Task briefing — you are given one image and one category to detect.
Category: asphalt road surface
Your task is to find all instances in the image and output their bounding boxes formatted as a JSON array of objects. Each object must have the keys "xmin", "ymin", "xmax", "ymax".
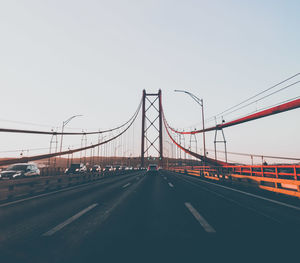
[{"xmin": 0, "ymin": 170, "xmax": 300, "ymax": 263}]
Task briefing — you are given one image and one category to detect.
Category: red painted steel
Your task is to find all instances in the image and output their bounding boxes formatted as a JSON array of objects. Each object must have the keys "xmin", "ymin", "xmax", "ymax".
[
  {"xmin": 141, "ymin": 90, "xmax": 164, "ymax": 167},
  {"xmin": 169, "ymin": 98, "xmax": 300, "ymax": 134},
  {"xmin": 158, "ymin": 90, "xmax": 163, "ymax": 167},
  {"xmin": 162, "ymin": 110, "xmax": 228, "ymax": 166},
  {"xmin": 141, "ymin": 90, "xmax": 146, "ymax": 167},
  {"xmin": 170, "ymin": 164, "xmax": 300, "ymax": 197},
  {"xmin": 171, "ymin": 165, "xmax": 300, "ymax": 179}
]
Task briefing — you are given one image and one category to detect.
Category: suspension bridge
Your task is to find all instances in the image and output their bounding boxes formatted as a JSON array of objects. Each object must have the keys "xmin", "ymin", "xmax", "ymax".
[{"xmin": 0, "ymin": 84, "xmax": 300, "ymax": 262}]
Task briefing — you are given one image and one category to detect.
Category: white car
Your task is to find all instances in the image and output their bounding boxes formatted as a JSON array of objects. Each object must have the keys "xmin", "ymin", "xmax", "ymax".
[{"xmin": 0, "ymin": 163, "xmax": 40, "ymax": 179}]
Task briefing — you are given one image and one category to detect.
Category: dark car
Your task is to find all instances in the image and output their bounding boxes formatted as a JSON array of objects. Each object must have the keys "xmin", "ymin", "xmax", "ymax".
[
  {"xmin": 147, "ymin": 164, "xmax": 158, "ymax": 174},
  {"xmin": 90, "ymin": 165, "xmax": 101, "ymax": 173},
  {"xmin": 104, "ymin": 165, "xmax": 113, "ymax": 172},
  {"xmin": 114, "ymin": 165, "xmax": 121, "ymax": 171},
  {"xmin": 65, "ymin": 163, "xmax": 87, "ymax": 174},
  {"xmin": 0, "ymin": 163, "xmax": 40, "ymax": 179}
]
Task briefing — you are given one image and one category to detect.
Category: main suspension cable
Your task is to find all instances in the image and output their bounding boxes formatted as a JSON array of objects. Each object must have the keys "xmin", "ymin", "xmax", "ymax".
[
  {"xmin": 0, "ymin": 99, "xmax": 142, "ymax": 136},
  {"xmin": 0, "ymin": 100, "xmax": 142, "ymax": 166},
  {"xmin": 207, "ymin": 72, "xmax": 300, "ymax": 122}
]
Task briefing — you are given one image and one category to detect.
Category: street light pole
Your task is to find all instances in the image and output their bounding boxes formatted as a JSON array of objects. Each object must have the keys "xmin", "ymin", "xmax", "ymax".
[
  {"xmin": 59, "ymin": 115, "xmax": 83, "ymax": 159},
  {"xmin": 174, "ymin": 90, "xmax": 206, "ymax": 159},
  {"xmin": 200, "ymin": 98, "xmax": 206, "ymax": 159}
]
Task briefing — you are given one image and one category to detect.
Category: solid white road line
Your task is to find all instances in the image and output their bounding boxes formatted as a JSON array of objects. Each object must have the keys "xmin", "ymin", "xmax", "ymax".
[
  {"xmin": 168, "ymin": 182, "xmax": 174, "ymax": 188},
  {"xmin": 184, "ymin": 202, "xmax": 216, "ymax": 233},
  {"xmin": 181, "ymin": 175, "xmax": 300, "ymax": 212},
  {"xmin": 197, "ymin": 182, "xmax": 281, "ymax": 224},
  {"xmin": 42, "ymin": 203, "xmax": 98, "ymax": 236},
  {"xmin": 122, "ymin": 183, "xmax": 131, "ymax": 188},
  {"xmin": 173, "ymin": 175, "xmax": 282, "ymax": 223}
]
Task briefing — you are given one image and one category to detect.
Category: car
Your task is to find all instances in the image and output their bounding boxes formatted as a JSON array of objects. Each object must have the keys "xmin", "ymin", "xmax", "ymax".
[
  {"xmin": 104, "ymin": 165, "xmax": 113, "ymax": 172},
  {"xmin": 147, "ymin": 164, "xmax": 158, "ymax": 174},
  {"xmin": 90, "ymin": 165, "xmax": 101, "ymax": 173},
  {"xmin": 114, "ymin": 165, "xmax": 121, "ymax": 171},
  {"xmin": 0, "ymin": 163, "xmax": 40, "ymax": 179},
  {"xmin": 65, "ymin": 163, "xmax": 87, "ymax": 174}
]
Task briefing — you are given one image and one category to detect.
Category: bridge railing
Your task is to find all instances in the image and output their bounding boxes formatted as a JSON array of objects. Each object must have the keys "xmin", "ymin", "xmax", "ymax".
[{"xmin": 169, "ymin": 164, "xmax": 300, "ymax": 198}]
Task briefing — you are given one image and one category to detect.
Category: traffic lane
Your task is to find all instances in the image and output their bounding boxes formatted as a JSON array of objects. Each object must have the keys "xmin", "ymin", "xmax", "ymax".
[
  {"xmin": 0, "ymin": 170, "xmax": 140, "ymax": 209},
  {"xmin": 0, "ymin": 170, "xmax": 142, "ymax": 220},
  {"xmin": 175, "ymin": 170, "xmax": 300, "ymax": 207},
  {"xmin": 0, "ymin": 171, "xmax": 144, "ymax": 247},
  {"xmin": 164, "ymin": 171, "xmax": 280, "ymax": 232},
  {"xmin": 22, "ymin": 172, "xmax": 148, "ymax": 263},
  {"xmin": 69, "ymin": 171, "xmax": 217, "ymax": 263},
  {"xmin": 167, "ymin": 171, "xmax": 300, "ymax": 226},
  {"xmin": 0, "ymin": 171, "xmax": 146, "ymax": 263},
  {"xmin": 163, "ymin": 171, "xmax": 300, "ymax": 254},
  {"xmin": 0, "ymin": 172, "xmax": 144, "ymax": 244}
]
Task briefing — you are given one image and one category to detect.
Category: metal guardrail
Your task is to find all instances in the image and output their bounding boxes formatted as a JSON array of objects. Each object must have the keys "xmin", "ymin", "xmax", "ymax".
[
  {"xmin": 0, "ymin": 170, "xmax": 135, "ymax": 202},
  {"xmin": 169, "ymin": 165, "xmax": 300, "ymax": 198}
]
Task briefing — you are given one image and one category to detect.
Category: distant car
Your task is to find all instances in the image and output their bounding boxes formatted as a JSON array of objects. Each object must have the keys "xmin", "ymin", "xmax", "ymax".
[
  {"xmin": 0, "ymin": 163, "xmax": 40, "ymax": 179},
  {"xmin": 104, "ymin": 165, "xmax": 113, "ymax": 172},
  {"xmin": 90, "ymin": 165, "xmax": 101, "ymax": 173},
  {"xmin": 65, "ymin": 163, "xmax": 87, "ymax": 174},
  {"xmin": 147, "ymin": 164, "xmax": 158, "ymax": 174},
  {"xmin": 114, "ymin": 165, "xmax": 121, "ymax": 171}
]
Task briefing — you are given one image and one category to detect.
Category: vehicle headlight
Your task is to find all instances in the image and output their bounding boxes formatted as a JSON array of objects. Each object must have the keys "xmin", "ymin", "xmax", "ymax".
[{"xmin": 75, "ymin": 168, "xmax": 79, "ymax": 171}]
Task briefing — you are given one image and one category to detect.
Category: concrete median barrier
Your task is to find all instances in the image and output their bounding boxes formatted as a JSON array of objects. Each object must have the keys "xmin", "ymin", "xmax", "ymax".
[{"xmin": 0, "ymin": 170, "xmax": 135, "ymax": 203}]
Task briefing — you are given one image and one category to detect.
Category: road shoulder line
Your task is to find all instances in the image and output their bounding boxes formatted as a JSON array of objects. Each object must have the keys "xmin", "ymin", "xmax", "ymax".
[{"xmin": 172, "ymin": 172, "xmax": 300, "ymax": 211}]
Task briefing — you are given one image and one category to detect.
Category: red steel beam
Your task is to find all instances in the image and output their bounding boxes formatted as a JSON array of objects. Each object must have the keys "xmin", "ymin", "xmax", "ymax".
[
  {"xmin": 141, "ymin": 90, "xmax": 146, "ymax": 167},
  {"xmin": 162, "ymin": 111, "xmax": 228, "ymax": 166},
  {"xmin": 170, "ymin": 98, "xmax": 300, "ymax": 134}
]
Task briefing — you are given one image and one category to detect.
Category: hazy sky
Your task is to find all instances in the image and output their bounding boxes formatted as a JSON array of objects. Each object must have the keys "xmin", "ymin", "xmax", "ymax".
[{"xmin": 0, "ymin": 0, "xmax": 299, "ymax": 161}]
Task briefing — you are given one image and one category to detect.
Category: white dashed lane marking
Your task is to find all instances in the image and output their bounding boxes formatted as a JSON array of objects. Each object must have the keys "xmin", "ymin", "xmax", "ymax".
[
  {"xmin": 185, "ymin": 202, "xmax": 216, "ymax": 233},
  {"xmin": 43, "ymin": 203, "xmax": 98, "ymax": 236},
  {"xmin": 122, "ymin": 183, "xmax": 131, "ymax": 188}
]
